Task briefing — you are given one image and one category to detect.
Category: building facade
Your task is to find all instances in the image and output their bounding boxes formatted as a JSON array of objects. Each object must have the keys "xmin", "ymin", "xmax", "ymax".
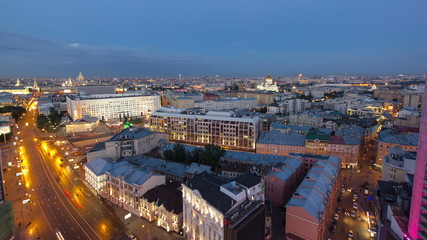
[
  {"xmin": 66, "ymin": 92, "xmax": 161, "ymax": 121},
  {"xmin": 87, "ymin": 127, "xmax": 165, "ymax": 162},
  {"xmin": 285, "ymin": 160, "xmax": 341, "ymax": 240},
  {"xmin": 382, "ymin": 147, "xmax": 416, "ymax": 183},
  {"xmin": 265, "ymin": 159, "xmax": 304, "ymax": 207},
  {"xmin": 182, "ymin": 172, "xmax": 264, "ymax": 240},
  {"xmin": 140, "ymin": 185, "xmax": 183, "ymax": 233},
  {"xmin": 149, "ymin": 109, "xmax": 261, "ymax": 151},
  {"xmin": 408, "ymin": 80, "xmax": 427, "ymax": 239},
  {"xmin": 194, "ymin": 98, "xmax": 257, "ymax": 111},
  {"xmin": 377, "ymin": 130, "xmax": 418, "ymax": 167},
  {"xmin": 105, "ymin": 164, "xmax": 165, "ymax": 215}
]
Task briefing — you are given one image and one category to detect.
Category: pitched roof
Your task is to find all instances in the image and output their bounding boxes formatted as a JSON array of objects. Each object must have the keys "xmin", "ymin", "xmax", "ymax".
[
  {"xmin": 107, "ymin": 127, "xmax": 156, "ymax": 142},
  {"xmin": 286, "ymin": 160, "xmax": 341, "ymax": 222},
  {"xmin": 184, "ymin": 172, "xmax": 234, "ymax": 214},
  {"xmin": 257, "ymin": 132, "xmax": 306, "ymax": 146},
  {"xmin": 141, "ymin": 185, "xmax": 183, "ymax": 214},
  {"xmin": 231, "ymin": 172, "xmax": 262, "ymax": 188}
]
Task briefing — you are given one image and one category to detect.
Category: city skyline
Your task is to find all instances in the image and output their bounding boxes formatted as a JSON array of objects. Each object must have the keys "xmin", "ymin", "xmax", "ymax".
[{"xmin": 1, "ymin": 0, "xmax": 427, "ymax": 77}]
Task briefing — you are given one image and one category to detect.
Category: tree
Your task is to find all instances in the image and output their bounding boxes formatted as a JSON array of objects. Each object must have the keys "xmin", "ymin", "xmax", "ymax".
[
  {"xmin": 36, "ymin": 114, "xmax": 50, "ymax": 130},
  {"xmin": 0, "ymin": 106, "xmax": 26, "ymax": 120},
  {"xmin": 199, "ymin": 144, "xmax": 225, "ymax": 172},
  {"xmin": 163, "ymin": 143, "xmax": 188, "ymax": 163}
]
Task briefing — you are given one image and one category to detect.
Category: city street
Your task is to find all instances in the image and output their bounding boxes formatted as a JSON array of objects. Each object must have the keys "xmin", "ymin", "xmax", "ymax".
[
  {"xmin": 2, "ymin": 101, "xmax": 128, "ymax": 239},
  {"xmin": 325, "ymin": 143, "xmax": 382, "ymax": 240}
]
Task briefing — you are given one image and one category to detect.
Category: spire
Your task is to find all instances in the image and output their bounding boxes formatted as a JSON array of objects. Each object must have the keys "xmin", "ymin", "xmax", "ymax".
[
  {"xmin": 15, "ymin": 78, "xmax": 21, "ymax": 87},
  {"xmin": 33, "ymin": 79, "xmax": 39, "ymax": 90}
]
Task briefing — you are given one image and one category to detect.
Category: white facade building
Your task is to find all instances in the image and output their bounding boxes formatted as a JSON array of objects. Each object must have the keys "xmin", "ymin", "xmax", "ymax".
[
  {"xmin": 66, "ymin": 92, "xmax": 161, "ymax": 121},
  {"xmin": 257, "ymin": 75, "xmax": 279, "ymax": 92},
  {"xmin": 182, "ymin": 172, "xmax": 264, "ymax": 240},
  {"xmin": 105, "ymin": 163, "xmax": 165, "ymax": 215}
]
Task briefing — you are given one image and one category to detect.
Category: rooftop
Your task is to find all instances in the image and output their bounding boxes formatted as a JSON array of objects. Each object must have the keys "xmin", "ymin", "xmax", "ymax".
[
  {"xmin": 286, "ymin": 160, "xmax": 340, "ymax": 222},
  {"xmin": 268, "ymin": 158, "xmax": 303, "ymax": 182},
  {"xmin": 257, "ymin": 132, "xmax": 306, "ymax": 146},
  {"xmin": 270, "ymin": 122, "xmax": 311, "ymax": 132},
  {"xmin": 184, "ymin": 172, "xmax": 233, "ymax": 213},
  {"xmin": 106, "ymin": 163, "xmax": 157, "ymax": 186},
  {"xmin": 108, "ymin": 127, "xmax": 157, "ymax": 142},
  {"xmin": 141, "ymin": 184, "xmax": 183, "ymax": 214},
  {"xmin": 378, "ymin": 129, "xmax": 419, "ymax": 146}
]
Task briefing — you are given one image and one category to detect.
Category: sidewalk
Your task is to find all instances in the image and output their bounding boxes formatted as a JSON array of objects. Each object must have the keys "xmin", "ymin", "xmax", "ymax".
[{"xmin": 114, "ymin": 207, "xmax": 183, "ymax": 240}]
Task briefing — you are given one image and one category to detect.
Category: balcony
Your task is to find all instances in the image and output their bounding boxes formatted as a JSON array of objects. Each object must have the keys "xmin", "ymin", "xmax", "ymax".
[
  {"xmin": 421, "ymin": 204, "xmax": 427, "ymax": 213},
  {"xmin": 420, "ymin": 213, "xmax": 427, "ymax": 223},
  {"xmin": 424, "ymin": 178, "xmax": 427, "ymax": 185},
  {"xmin": 418, "ymin": 230, "xmax": 427, "ymax": 240},
  {"xmin": 419, "ymin": 222, "xmax": 427, "ymax": 232},
  {"xmin": 423, "ymin": 188, "xmax": 427, "ymax": 195}
]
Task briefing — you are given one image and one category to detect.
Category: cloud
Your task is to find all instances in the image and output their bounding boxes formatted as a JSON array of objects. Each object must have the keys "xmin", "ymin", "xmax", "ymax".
[{"xmin": 0, "ymin": 30, "xmax": 214, "ymax": 77}]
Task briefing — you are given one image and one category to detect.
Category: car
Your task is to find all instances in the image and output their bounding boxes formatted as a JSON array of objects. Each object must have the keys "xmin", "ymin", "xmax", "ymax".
[
  {"xmin": 348, "ymin": 230, "xmax": 354, "ymax": 238},
  {"xmin": 336, "ymin": 207, "xmax": 341, "ymax": 213},
  {"xmin": 353, "ymin": 202, "xmax": 358, "ymax": 209},
  {"xmin": 334, "ymin": 213, "xmax": 339, "ymax": 221},
  {"xmin": 350, "ymin": 211, "xmax": 356, "ymax": 218},
  {"xmin": 341, "ymin": 188, "xmax": 345, "ymax": 194},
  {"xmin": 329, "ymin": 225, "xmax": 336, "ymax": 233},
  {"xmin": 353, "ymin": 194, "xmax": 358, "ymax": 200},
  {"xmin": 347, "ymin": 187, "xmax": 353, "ymax": 192}
]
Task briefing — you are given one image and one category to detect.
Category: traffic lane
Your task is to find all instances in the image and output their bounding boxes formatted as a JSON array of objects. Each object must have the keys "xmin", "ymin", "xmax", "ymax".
[
  {"xmin": 36, "ymin": 146, "xmax": 101, "ymax": 240},
  {"xmin": 22, "ymin": 108, "xmax": 125, "ymax": 239},
  {"xmin": 40, "ymin": 140, "xmax": 127, "ymax": 238},
  {"xmin": 19, "ymin": 131, "xmax": 98, "ymax": 240},
  {"xmin": 25, "ymin": 144, "xmax": 94, "ymax": 240},
  {"xmin": 40, "ymin": 146, "xmax": 124, "ymax": 239}
]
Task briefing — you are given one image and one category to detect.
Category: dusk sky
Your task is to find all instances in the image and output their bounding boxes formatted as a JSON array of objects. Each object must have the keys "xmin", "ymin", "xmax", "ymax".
[{"xmin": 1, "ymin": 0, "xmax": 426, "ymax": 77}]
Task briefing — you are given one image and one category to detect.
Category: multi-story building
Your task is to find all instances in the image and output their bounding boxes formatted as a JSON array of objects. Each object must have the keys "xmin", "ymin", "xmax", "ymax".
[
  {"xmin": 288, "ymin": 153, "xmax": 341, "ymax": 174},
  {"xmin": 182, "ymin": 172, "xmax": 264, "ymax": 240},
  {"xmin": 285, "ymin": 159, "xmax": 341, "ymax": 240},
  {"xmin": 281, "ymin": 98, "xmax": 311, "ymax": 114},
  {"xmin": 105, "ymin": 163, "xmax": 165, "ymax": 215},
  {"xmin": 403, "ymin": 93, "xmax": 423, "ymax": 110},
  {"xmin": 373, "ymin": 88, "xmax": 403, "ymax": 102},
  {"xmin": 87, "ymin": 127, "xmax": 165, "ymax": 162},
  {"xmin": 66, "ymin": 91, "xmax": 161, "ymax": 121},
  {"xmin": 149, "ymin": 109, "xmax": 261, "ymax": 151},
  {"xmin": 305, "ymin": 129, "xmax": 329, "ymax": 155},
  {"xmin": 377, "ymin": 130, "xmax": 418, "ymax": 167},
  {"xmin": 140, "ymin": 185, "xmax": 183, "ymax": 233},
  {"xmin": 256, "ymin": 132, "xmax": 306, "ymax": 156},
  {"xmin": 326, "ymin": 136, "xmax": 361, "ymax": 169},
  {"xmin": 194, "ymin": 98, "xmax": 257, "ymax": 111},
  {"xmin": 382, "ymin": 147, "xmax": 416, "ymax": 182},
  {"xmin": 270, "ymin": 122, "xmax": 310, "ymax": 135},
  {"xmin": 84, "ymin": 158, "xmax": 127, "ymax": 194},
  {"xmin": 289, "ymin": 111, "xmax": 323, "ymax": 127},
  {"xmin": 408, "ymin": 80, "xmax": 427, "ymax": 239},
  {"xmin": 223, "ymin": 91, "xmax": 274, "ymax": 105},
  {"xmin": 265, "ymin": 159, "xmax": 304, "ymax": 207}
]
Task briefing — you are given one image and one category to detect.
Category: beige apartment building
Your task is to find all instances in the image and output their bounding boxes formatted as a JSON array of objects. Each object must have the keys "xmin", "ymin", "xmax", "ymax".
[{"xmin": 149, "ymin": 109, "xmax": 261, "ymax": 151}]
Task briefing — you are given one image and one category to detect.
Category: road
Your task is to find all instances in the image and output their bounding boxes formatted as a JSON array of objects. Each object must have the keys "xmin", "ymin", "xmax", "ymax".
[
  {"xmin": 325, "ymin": 141, "xmax": 381, "ymax": 240},
  {"xmin": 3, "ymin": 101, "xmax": 128, "ymax": 239}
]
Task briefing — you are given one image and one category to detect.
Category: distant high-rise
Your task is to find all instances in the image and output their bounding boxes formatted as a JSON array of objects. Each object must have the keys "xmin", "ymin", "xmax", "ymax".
[{"xmin": 408, "ymin": 76, "xmax": 427, "ymax": 239}]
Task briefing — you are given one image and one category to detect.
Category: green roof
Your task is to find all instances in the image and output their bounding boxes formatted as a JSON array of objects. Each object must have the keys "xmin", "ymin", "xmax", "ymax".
[{"xmin": 306, "ymin": 129, "xmax": 329, "ymax": 141}]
